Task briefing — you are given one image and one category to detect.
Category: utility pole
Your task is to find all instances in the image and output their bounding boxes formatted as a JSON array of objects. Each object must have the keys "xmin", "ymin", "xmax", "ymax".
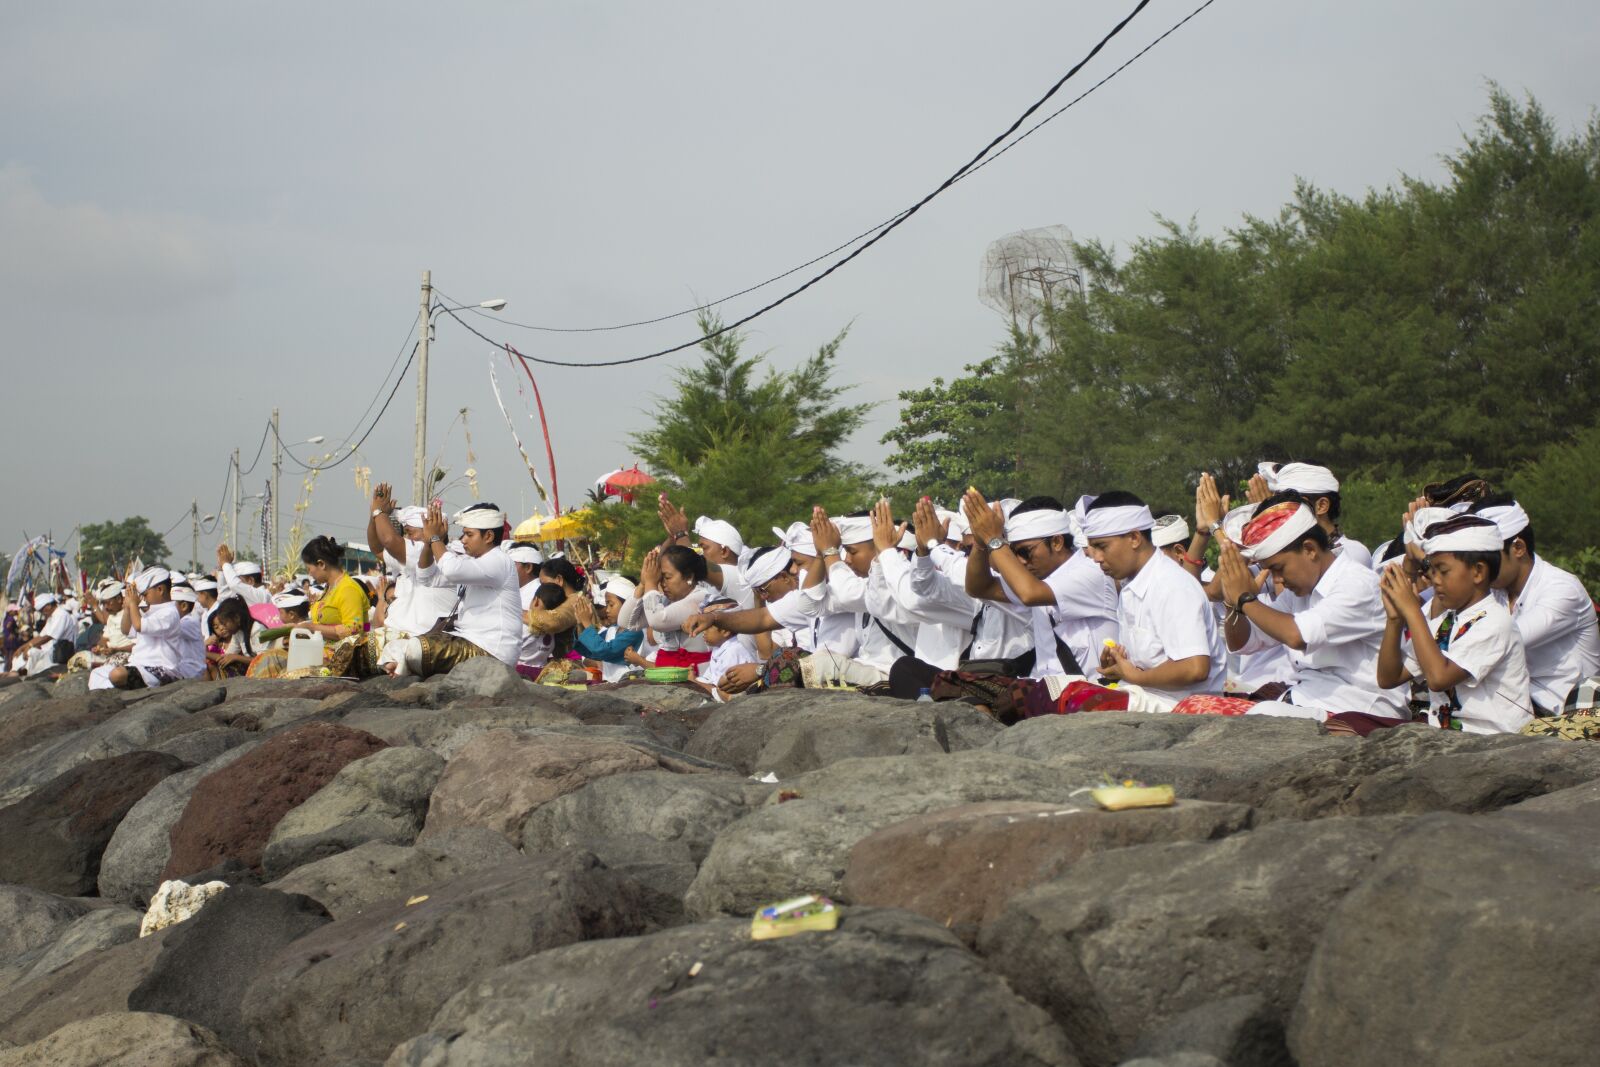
[
  {"xmin": 271, "ymin": 407, "xmax": 282, "ymax": 576},
  {"xmin": 190, "ymin": 499, "xmax": 200, "ymax": 573},
  {"xmin": 230, "ymin": 448, "xmax": 241, "ymax": 550},
  {"xmin": 412, "ymin": 269, "xmax": 432, "ymax": 505}
]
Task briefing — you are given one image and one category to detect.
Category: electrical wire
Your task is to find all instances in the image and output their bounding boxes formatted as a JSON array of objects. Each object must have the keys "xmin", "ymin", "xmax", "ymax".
[
  {"xmin": 270, "ymin": 341, "xmax": 420, "ymax": 472},
  {"xmin": 236, "ymin": 420, "xmax": 272, "ymax": 477},
  {"xmin": 444, "ymin": 0, "xmax": 1216, "ymax": 344}
]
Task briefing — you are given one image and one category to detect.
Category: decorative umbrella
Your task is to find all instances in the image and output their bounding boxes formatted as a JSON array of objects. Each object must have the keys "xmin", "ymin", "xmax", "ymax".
[
  {"xmin": 533, "ymin": 510, "xmax": 593, "ymax": 542},
  {"xmin": 602, "ymin": 465, "xmax": 655, "ymax": 504},
  {"xmin": 512, "ymin": 515, "xmax": 549, "ymax": 543}
]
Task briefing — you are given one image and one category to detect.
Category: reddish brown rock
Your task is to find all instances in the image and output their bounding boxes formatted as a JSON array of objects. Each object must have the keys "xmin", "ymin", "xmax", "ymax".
[
  {"xmin": 0, "ymin": 750, "xmax": 189, "ymax": 895},
  {"xmin": 842, "ymin": 798, "xmax": 1253, "ymax": 943},
  {"xmin": 420, "ymin": 729, "xmax": 657, "ymax": 842},
  {"xmin": 0, "ymin": 691, "xmax": 126, "ymax": 763},
  {"xmin": 163, "ymin": 722, "xmax": 388, "ymax": 880}
]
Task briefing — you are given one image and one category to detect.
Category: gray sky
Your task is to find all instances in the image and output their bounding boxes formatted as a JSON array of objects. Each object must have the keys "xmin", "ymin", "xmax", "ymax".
[{"xmin": 4, "ymin": 0, "xmax": 1597, "ymax": 572}]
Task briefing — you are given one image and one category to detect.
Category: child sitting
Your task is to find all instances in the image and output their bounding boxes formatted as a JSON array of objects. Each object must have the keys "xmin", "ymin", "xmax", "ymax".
[
  {"xmin": 573, "ymin": 576, "xmax": 647, "ymax": 682},
  {"xmin": 206, "ymin": 596, "xmax": 264, "ymax": 678},
  {"xmin": 1376, "ymin": 513, "xmax": 1532, "ymax": 734},
  {"xmin": 694, "ymin": 598, "xmax": 760, "ymax": 701}
]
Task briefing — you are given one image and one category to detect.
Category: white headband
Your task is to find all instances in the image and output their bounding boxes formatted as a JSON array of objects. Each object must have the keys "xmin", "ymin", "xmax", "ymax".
[
  {"xmin": 741, "ymin": 547, "xmax": 793, "ymax": 589},
  {"xmin": 272, "ymin": 591, "xmax": 310, "ymax": 610},
  {"xmin": 505, "ymin": 543, "xmax": 544, "ymax": 565},
  {"xmin": 1421, "ymin": 517, "xmax": 1503, "ymax": 555},
  {"xmin": 1152, "ymin": 515, "xmax": 1191, "ymax": 548},
  {"xmin": 232, "ymin": 561, "xmax": 262, "ymax": 577},
  {"xmin": 1404, "ymin": 506, "xmax": 1458, "ymax": 547},
  {"xmin": 1259, "ymin": 461, "xmax": 1340, "ymax": 495},
  {"xmin": 1074, "ymin": 494, "xmax": 1154, "ymax": 539},
  {"xmin": 946, "ymin": 511, "xmax": 971, "ymax": 540},
  {"xmin": 454, "ymin": 506, "xmax": 505, "ymax": 530},
  {"xmin": 603, "ymin": 575, "xmax": 637, "ymax": 601},
  {"xmin": 34, "ymin": 594, "xmax": 58, "ymax": 609},
  {"xmin": 1238, "ymin": 503, "xmax": 1319, "ymax": 561},
  {"xmin": 832, "ymin": 516, "xmax": 873, "ymax": 546},
  {"xmin": 171, "ymin": 585, "xmax": 197, "ymax": 604},
  {"xmin": 1005, "ymin": 508, "xmax": 1073, "ymax": 543},
  {"xmin": 134, "ymin": 568, "xmax": 171, "ymax": 593},
  {"xmin": 398, "ymin": 506, "xmax": 428, "ymax": 529},
  {"xmin": 1475, "ymin": 502, "xmax": 1530, "ymax": 544},
  {"xmin": 191, "ymin": 578, "xmax": 218, "ymax": 592},
  {"xmin": 96, "ymin": 581, "xmax": 126, "ymax": 599},
  {"xmin": 693, "ymin": 516, "xmax": 746, "ymax": 554},
  {"xmin": 773, "ymin": 522, "xmax": 817, "ymax": 558}
]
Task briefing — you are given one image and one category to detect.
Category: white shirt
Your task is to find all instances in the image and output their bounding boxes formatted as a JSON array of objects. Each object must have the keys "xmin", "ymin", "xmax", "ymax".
[
  {"xmin": 416, "ymin": 543, "xmax": 524, "ymax": 665},
  {"xmin": 517, "ymin": 582, "xmax": 554, "ymax": 670},
  {"xmin": 1404, "ymin": 594, "xmax": 1532, "ymax": 734},
  {"xmin": 219, "ymin": 563, "xmax": 271, "ymax": 606},
  {"xmin": 127, "ymin": 602, "xmax": 184, "ymax": 673},
  {"xmin": 383, "ymin": 539, "xmax": 459, "ymax": 635},
  {"xmin": 41, "ymin": 605, "xmax": 77, "ymax": 645},
  {"xmin": 1117, "ymin": 550, "xmax": 1226, "ymax": 702},
  {"xmin": 1501, "ymin": 556, "xmax": 1600, "ymax": 711},
  {"xmin": 620, "ymin": 582, "xmax": 719, "ymax": 654},
  {"xmin": 766, "ymin": 582, "xmax": 853, "ymax": 657},
  {"xmin": 1236, "ymin": 552, "xmax": 1404, "ymax": 715},
  {"xmin": 1333, "ymin": 534, "xmax": 1373, "ymax": 569},
  {"xmin": 929, "ymin": 547, "xmax": 1033, "ymax": 663},
  {"xmin": 826, "ymin": 557, "xmax": 918, "ymax": 673},
  {"xmin": 700, "ymin": 636, "xmax": 759, "ymax": 695},
  {"xmin": 1004, "ymin": 550, "xmax": 1119, "ymax": 679},
  {"xmin": 875, "ymin": 549, "xmax": 976, "ymax": 670},
  {"xmin": 176, "ymin": 611, "xmax": 208, "ymax": 679}
]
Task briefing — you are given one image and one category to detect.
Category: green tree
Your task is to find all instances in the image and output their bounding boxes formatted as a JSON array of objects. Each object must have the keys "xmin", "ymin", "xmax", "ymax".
[
  {"xmin": 78, "ymin": 517, "xmax": 170, "ymax": 579},
  {"xmin": 588, "ymin": 313, "xmax": 877, "ymax": 567},
  {"xmin": 880, "ymin": 354, "xmax": 1018, "ymax": 510}
]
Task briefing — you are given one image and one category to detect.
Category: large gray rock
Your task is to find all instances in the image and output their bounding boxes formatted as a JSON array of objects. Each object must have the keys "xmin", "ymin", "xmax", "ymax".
[
  {"xmin": 265, "ymin": 833, "xmax": 527, "ymax": 919},
  {"xmin": 521, "ymin": 769, "xmax": 771, "ymax": 862},
  {"xmin": 0, "ymin": 691, "xmax": 126, "ymax": 763},
  {"xmin": 0, "ymin": 698, "xmax": 199, "ymax": 805},
  {"xmin": 684, "ymin": 751, "xmax": 1089, "ymax": 918},
  {"xmin": 1289, "ymin": 810, "xmax": 1600, "ymax": 1067},
  {"xmin": 0, "ymin": 750, "xmax": 189, "ymax": 895},
  {"xmin": 684, "ymin": 688, "xmax": 1003, "ymax": 776},
  {"xmin": 0, "ymin": 928, "xmax": 172, "ymax": 1045},
  {"xmin": 0, "ymin": 1011, "xmax": 248, "ymax": 1067},
  {"xmin": 261, "ymin": 746, "xmax": 445, "ymax": 879},
  {"xmin": 0, "ymin": 885, "xmax": 90, "ymax": 960},
  {"xmin": 147, "ymin": 726, "xmax": 255, "ymax": 765},
  {"xmin": 1127, "ymin": 994, "xmax": 1289, "ymax": 1067},
  {"xmin": 843, "ymin": 798, "xmax": 1254, "ymax": 944},
  {"xmin": 129, "ymin": 886, "xmax": 332, "ymax": 1055},
  {"xmin": 98, "ymin": 741, "xmax": 262, "ymax": 907},
  {"xmin": 14, "ymin": 906, "xmax": 143, "ymax": 986},
  {"xmin": 416, "ymin": 655, "xmax": 538, "ymax": 705},
  {"xmin": 337, "ymin": 703, "xmax": 578, "ymax": 754},
  {"xmin": 240, "ymin": 851, "xmax": 652, "ymax": 1066},
  {"xmin": 1503, "ymin": 776, "xmax": 1600, "ymax": 815},
  {"xmin": 389, "ymin": 907, "xmax": 1077, "ymax": 1067},
  {"xmin": 978, "ymin": 816, "xmax": 1414, "ymax": 1067}
]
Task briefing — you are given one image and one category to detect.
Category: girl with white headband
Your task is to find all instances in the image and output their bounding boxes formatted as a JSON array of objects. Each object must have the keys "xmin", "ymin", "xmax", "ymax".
[{"xmin": 1376, "ymin": 514, "xmax": 1532, "ymax": 734}]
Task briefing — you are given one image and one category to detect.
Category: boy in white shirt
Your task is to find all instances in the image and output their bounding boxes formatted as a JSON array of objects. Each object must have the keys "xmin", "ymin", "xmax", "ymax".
[
  {"xmin": 693, "ymin": 598, "xmax": 760, "ymax": 701},
  {"xmin": 1377, "ymin": 514, "xmax": 1532, "ymax": 734},
  {"xmin": 170, "ymin": 585, "xmax": 209, "ymax": 680},
  {"xmin": 90, "ymin": 568, "xmax": 186, "ymax": 690}
]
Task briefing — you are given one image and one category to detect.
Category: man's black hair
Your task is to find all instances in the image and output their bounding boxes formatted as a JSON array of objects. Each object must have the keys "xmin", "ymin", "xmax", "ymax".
[
  {"xmin": 461, "ymin": 503, "xmax": 506, "ymax": 545},
  {"xmin": 1012, "ymin": 495, "xmax": 1066, "ymax": 514},
  {"xmin": 1250, "ymin": 492, "xmax": 1333, "ymax": 552},
  {"xmin": 1085, "ymin": 490, "xmax": 1152, "ymax": 542},
  {"xmin": 1470, "ymin": 494, "xmax": 1535, "ymax": 556},
  {"xmin": 1447, "ymin": 549, "xmax": 1502, "ymax": 583}
]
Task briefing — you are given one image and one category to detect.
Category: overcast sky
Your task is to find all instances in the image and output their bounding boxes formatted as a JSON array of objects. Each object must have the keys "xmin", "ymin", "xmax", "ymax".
[{"xmin": 4, "ymin": 0, "xmax": 1597, "ymax": 572}]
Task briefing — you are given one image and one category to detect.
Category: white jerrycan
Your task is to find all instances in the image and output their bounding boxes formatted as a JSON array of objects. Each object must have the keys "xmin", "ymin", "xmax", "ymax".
[{"xmin": 285, "ymin": 628, "xmax": 325, "ymax": 672}]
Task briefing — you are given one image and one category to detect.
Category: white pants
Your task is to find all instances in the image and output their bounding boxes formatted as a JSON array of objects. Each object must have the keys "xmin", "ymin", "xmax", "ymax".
[{"xmin": 377, "ymin": 637, "xmax": 423, "ymax": 677}]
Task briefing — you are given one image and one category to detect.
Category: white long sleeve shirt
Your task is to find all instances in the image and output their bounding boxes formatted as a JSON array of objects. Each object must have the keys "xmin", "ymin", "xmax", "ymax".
[
  {"xmin": 618, "ymin": 581, "xmax": 719, "ymax": 654},
  {"xmin": 219, "ymin": 563, "xmax": 271, "ymax": 607},
  {"xmin": 416, "ymin": 543, "xmax": 524, "ymax": 665},
  {"xmin": 876, "ymin": 549, "xmax": 977, "ymax": 670},
  {"xmin": 382, "ymin": 539, "xmax": 461, "ymax": 635},
  {"xmin": 1004, "ymin": 550, "xmax": 1119, "ymax": 679},
  {"xmin": 825, "ymin": 558, "xmax": 917, "ymax": 673},
  {"xmin": 1501, "ymin": 556, "xmax": 1600, "ymax": 711},
  {"xmin": 127, "ymin": 602, "xmax": 184, "ymax": 673},
  {"xmin": 1116, "ymin": 550, "xmax": 1226, "ymax": 702}
]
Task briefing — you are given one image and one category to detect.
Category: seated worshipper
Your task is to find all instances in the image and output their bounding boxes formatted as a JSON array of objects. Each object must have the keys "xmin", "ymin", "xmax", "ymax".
[
  {"xmin": 1471, "ymin": 495, "xmax": 1600, "ymax": 714},
  {"xmin": 67, "ymin": 580, "xmax": 137, "ymax": 673},
  {"xmin": 215, "ymin": 545, "xmax": 270, "ymax": 605},
  {"xmin": 379, "ymin": 502, "xmax": 524, "ymax": 677},
  {"xmin": 1377, "ymin": 514, "xmax": 1532, "ymax": 734},
  {"xmin": 206, "ymin": 596, "xmax": 263, "ymax": 678},
  {"xmin": 1211, "ymin": 498, "xmax": 1404, "ymax": 724},
  {"xmin": 618, "ymin": 545, "xmax": 721, "ymax": 672},
  {"xmin": 573, "ymin": 575, "xmax": 648, "ymax": 681},
  {"xmin": 1251, "ymin": 462, "xmax": 1371, "ymax": 567},
  {"xmin": 692, "ymin": 598, "xmax": 760, "ymax": 700},
  {"xmin": 285, "ymin": 534, "xmax": 372, "ymax": 673},
  {"xmin": 525, "ymin": 582, "xmax": 578, "ymax": 679},
  {"xmin": 8, "ymin": 593, "xmax": 76, "ymax": 677},
  {"xmin": 1079, "ymin": 491, "xmax": 1226, "ymax": 705},
  {"xmin": 89, "ymin": 568, "xmax": 185, "ymax": 690},
  {"xmin": 962, "ymin": 490, "xmax": 1119, "ymax": 681},
  {"xmin": 192, "ymin": 576, "xmax": 220, "ymax": 636},
  {"xmin": 171, "ymin": 584, "xmax": 208, "ymax": 680},
  {"xmin": 2, "ymin": 605, "xmax": 21, "ymax": 671},
  {"xmin": 507, "ymin": 542, "xmax": 557, "ymax": 679},
  {"xmin": 683, "ymin": 544, "xmax": 835, "ymax": 696},
  {"xmin": 365, "ymin": 483, "xmax": 459, "ymax": 639},
  {"xmin": 867, "ymin": 499, "xmax": 981, "ymax": 680},
  {"xmin": 525, "ymin": 555, "xmax": 586, "ymax": 643},
  {"xmin": 1153, "ymin": 514, "xmax": 1203, "ymax": 571},
  {"xmin": 768, "ymin": 519, "xmax": 860, "ymax": 656},
  {"xmin": 656, "ymin": 499, "xmax": 755, "ymax": 608}
]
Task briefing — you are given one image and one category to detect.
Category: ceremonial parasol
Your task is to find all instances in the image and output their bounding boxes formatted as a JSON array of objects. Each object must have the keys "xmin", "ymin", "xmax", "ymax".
[{"xmin": 602, "ymin": 465, "xmax": 655, "ymax": 504}]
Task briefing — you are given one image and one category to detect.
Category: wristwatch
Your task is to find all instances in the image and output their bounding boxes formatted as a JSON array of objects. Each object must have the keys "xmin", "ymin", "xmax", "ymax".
[
  {"xmin": 1206, "ymin": 519, "xmax": 1222, "ymax": 535},
  {"xmin": 986, "ymin": 536, "xmax": 1005, "ymax": 552},
  {"xmin": 429, "ymin": 535, "xmax": 444, "ymax": 545},
  {"xmin": 1230, "ymin": 591, "xmax": 1258, "ymax": 613},
  {"xmin": 822, "ymin": 548, "xmax": 841, "ymax": 557}
]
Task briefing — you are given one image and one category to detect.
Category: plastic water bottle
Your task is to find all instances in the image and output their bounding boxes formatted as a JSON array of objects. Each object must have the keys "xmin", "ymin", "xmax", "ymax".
[{"xmin": 916, "ymin": 688, "xmax": 933, "ymax": 702}]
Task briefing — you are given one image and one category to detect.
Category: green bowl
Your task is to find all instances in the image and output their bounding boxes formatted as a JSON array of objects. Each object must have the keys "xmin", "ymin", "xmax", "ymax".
[{"xmin": 644, "ymin": 666, "xmax": 692, "ymax": 683}]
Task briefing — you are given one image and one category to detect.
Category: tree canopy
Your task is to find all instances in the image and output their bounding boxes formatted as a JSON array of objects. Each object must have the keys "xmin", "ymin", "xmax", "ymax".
[{"xmin": 78, "ymin": 517, "xmax": 171, "ymax": 579}]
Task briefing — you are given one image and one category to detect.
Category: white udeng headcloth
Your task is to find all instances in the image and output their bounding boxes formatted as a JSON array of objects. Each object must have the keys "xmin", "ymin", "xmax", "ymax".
[
  {"xmin": 232, "ymin": 561, "xmax": 262, "ymax": 577},
  {"xmin": 1258, "ymin": 461, "xmax": 1340, "ymax": 495},
  {"xmin": 504, "ymin": 543, "xmax": 544, "ymax": 565},
  {"xmin": 1074, "ymin": 494, "xmax": 1154, "ymax": 539},
  {"xmin": 1005, "ymin": 507, "xmax": 1074, "ymax": 543},
  {"xmin": 741, "ymin": 547, "xmax": 792, "ymax": 589},
  {"xmin": 1421, "ymin": 516, "xmax": 1503, "ymax": 555},
  {"xmin": 134, "ymin": 568, "xmax": 171, "ymax": 593},
  {"xmin": 454, "ymin": 506, "xmax": 505, "ymax": 530},
  {"xmin": 1238, "ymin": 503, "xmax": 1319, "ymax": 562},
  {"xmin": 272, "ymin": 591, "xmax": 310, "ymax": 610},
  {"xmin": 1474, "ymin": 501, "xmax": 1530, "ymax": 544},
  {"xmin": 694, "ymin": 516, "xmax": 745, "ymax": 554},
  {"xmin": 603, "ymin": 576, "xmax": 637, "ymax": 602},
  {"xmin": 397, "ymin": 506, "xmax": 428, "ymax": 529},
  {"xmin": 773, "ymin": 521, "xmax": 817, "ymax": 558},
  {"xmin": 1152, "ymin": 515, "xmax": 1191, "ymax": 549},
  {"xmin": 1404, "ymin": 506, "xmax": 1458, "ymax": 547},
  {"xmin": 832, "ymin": 516, "xmax": 873, "ymax": 546}
]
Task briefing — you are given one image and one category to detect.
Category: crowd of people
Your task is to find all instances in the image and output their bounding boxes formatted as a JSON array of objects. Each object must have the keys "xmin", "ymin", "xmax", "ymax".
[{"xmin": 5, "ymin": 462, "xmax": 1597, "ymax": 735}]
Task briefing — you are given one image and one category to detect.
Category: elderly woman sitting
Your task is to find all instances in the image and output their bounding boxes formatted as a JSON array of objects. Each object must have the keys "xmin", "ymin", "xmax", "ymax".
[{"xmin": 618, "ymin": 545, "xmax": 720, "ymax": 673}]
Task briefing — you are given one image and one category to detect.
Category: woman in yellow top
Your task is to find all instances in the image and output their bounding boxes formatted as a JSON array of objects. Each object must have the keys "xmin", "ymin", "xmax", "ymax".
[{"xmin": 297, "ymin": 535, "xmax": 370, "ymax": 639}]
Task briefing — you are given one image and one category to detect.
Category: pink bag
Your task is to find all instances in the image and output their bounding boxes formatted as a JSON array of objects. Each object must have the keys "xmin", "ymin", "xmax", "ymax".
[{"xmin": 248, "ymin": 602, "xmax": 283, "ymax": 629}]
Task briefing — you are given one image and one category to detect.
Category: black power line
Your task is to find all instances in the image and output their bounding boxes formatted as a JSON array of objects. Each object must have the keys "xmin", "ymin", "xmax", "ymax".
[
  {"xmin": 270, "ymin": 341, "xmax": 420, "ymax": 472},
  {"xmin": 443, "ymin": 0, "xmax": 1216, "ymax": 354}
]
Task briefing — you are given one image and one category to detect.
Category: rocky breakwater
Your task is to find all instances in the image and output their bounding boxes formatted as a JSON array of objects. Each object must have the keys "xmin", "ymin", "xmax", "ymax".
[{"xmin": 0, "ymin": 660, "xmax": 1594, "ymax": 1066}]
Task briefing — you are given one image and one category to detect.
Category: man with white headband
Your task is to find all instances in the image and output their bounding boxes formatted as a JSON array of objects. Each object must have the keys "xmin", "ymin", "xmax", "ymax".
[
  {"xmin": 506, "ymin": 541, "xmax": 555, "ymax": 677},
  {"xmin": 961, "ymin": 489, "xmax": 1116, "ymax": 682},
  {"xmin": 6, "ymin": 592, "xmax": 76, "ymax": 678},
  {"xmin": 365, "ymin": 483, "xmax": 458, "ymax": 641},
  {"xmin": 1215, "ymin": 496, "xmax": 1403, "ymax": 722},
  {"xmin": 379, "ymin": 501, "xmax": 523, "ymax": 677},
  {"xmin": 68, "ymin": 580, "xmax": 137, "ymax": 674},
  {"xmin": 1078, "ymin": 491, "xmax": 1225, "ymax": 704},
  {"xmin": 1377, "ymin": 513, "xmax": 1531, "ymax": 733},
  {"xmin": 1469, "ymin": 494, "xmax": 1600, "ymax": 712},
  {"xmin": 803, "ymin": 507, "xmax": 921, "ymax": 685},
  {"xmin": 1253, "ymin": 461, "xmax": 1371, "ymax": 568},
  {"xmin": 90, "ymin": 568, "xmax": 184, "ymax": 690},
  {"xmin": 215, "ymin": 545, "xmax": 270, "ymax": 606},
  {"xmin": 855, "ymin": 499, "xmax": 979, "ymax": 678}
]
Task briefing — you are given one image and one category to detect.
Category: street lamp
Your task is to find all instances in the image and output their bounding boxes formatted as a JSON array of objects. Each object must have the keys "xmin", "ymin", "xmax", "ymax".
[{"xmin": 413, "ymin": 270, "xmax": 507, "ymax": 502}]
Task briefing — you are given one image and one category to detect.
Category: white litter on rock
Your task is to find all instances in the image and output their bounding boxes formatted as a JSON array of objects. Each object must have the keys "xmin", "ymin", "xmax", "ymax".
[
  {"xmin": 140, "ymin": 878, "xmax": 229, "ymax": 937},
  {"xmin": 750, "ymin": 772, "xmax": 780, "ymax": 784}
]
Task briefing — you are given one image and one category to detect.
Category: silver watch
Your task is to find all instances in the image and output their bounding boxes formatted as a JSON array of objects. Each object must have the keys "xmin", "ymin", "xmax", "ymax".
[{"xmin": 987, "ymin": 536, "xmax": 1005, "ymax": 551}]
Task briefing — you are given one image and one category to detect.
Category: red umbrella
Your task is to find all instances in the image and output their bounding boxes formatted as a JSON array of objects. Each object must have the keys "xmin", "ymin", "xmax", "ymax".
[{"xmin": 603, "ymin": 465, "xmax": 655, "ymax": 505}]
